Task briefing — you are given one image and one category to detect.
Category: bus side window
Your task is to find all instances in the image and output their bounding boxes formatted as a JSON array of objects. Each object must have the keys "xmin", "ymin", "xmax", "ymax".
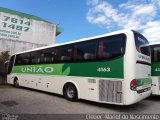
[
  {"xmin": 17, "ymin": 60, "xmax": 21, "ymax": 65},
  {"xmin": 49, "ymin": 50, "xmax": 56, "ymax": 63},
  {"xmin": 84, "ymin": 53, "xmax": 95, "ymax": 60},
  {"xmin": 31, "ymin": 59, "xmax": 36, "ymax": 64},
  {"xmin": 39, "ymin": 48, "xmax": 56, "ymax": 64},
  {"xmin": 98, "ymin": 41, "xmax": 104, "ymax": 59},
  {"xmin": 19, "ymin": 54, "xmax": 28, "ymax": 65},
  {"xmin": 28, "ymin": 51, "xmax": 41, "ymax": 64},
  {"xmin": 74, "ymin": 40, "xmax": 97, "ymax": 61},
  {"xmin": 98, "ymin": 34, "xmax": 125, "ymax": 60},
  {"xmin": 44, "ymin": 57, "xmax": 52, "ymax": 63},
  {"xmin": 98, "ymin": 40, "xmax": 111, "ymax": 60},
  {"xmin": 24, "ymin": 59, "xmax": 29, "ymax": 64},
  {"xmin": 121, "ymin": 48, "xmax": 124, "ymax": 54},
  {"xmin": 40, "ymin": 53, "xmax": 45, "ymax": 63},
  {"xmin": 73, "ymin": 46, "xmax": 77, "ymax": 62},
  {"xmin": 33, "ymin": 58, "xmax": 40, "ymax": 64},
  {"xmin": 15, "ymin": 55, "xmax": 22, "ymax": 65},
  {"xmin": 55, "ymin": 46, "xmax": 73, "ymax": 63},
  {"xmin": 54, "ymin": 48, "xmax": 60, "ymax": 62},
  {"xmin": 61, "ymin": 56, "xmax": 71, "ymax": 61}
]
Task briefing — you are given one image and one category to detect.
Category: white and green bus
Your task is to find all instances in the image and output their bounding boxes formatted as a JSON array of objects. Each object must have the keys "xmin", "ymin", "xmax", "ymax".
[
  {"xmin": 7, "ymin": 29, "xmax": 152, "ymax": 105},
  {"xmin": 150, "ymin": 42, "xmax": 160, "ymax": 95}
]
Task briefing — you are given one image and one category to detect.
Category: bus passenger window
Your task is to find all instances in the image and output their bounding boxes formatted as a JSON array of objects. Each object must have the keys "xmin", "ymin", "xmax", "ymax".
[
  {"xmin": 40, "ymin": 53, "xmax": 45, "ymax": 63},
  {"xmin": 84, "ymin": 53, "xmax": 95, "ymax": 60},
  {"xmin": 61, "ymin": 56, "xmax": 71, "ymax": 61},
  {"xmin": 74, "ymin": 40, "xmax": 97, "ymax": 61},
  {"xmin": 98, "ymin": 34, "xmax": 126, "ymax": 60},
  {"xmin": 34, "ymin": 58, "xmax": 40, "ymax": 64},
  {"xmin": 24, "ymin": 59, "xmax": 29, "ymax": 64},
  {"xmin": 102, "ymin": 52, "xmax": 111, "ymax": 59},
  {"xmin": 55, "ymin": 46, "xmax": 73, "ymax": 63}
]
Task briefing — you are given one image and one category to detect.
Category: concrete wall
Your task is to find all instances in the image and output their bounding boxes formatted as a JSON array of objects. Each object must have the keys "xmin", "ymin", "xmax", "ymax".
[
  {"xmin": 0, "ymin": 8, "xmax": 56, "ymax": 55},
  {"xmin": 0, "ymin": 38, "xmax": 45, "ymax": 55}
]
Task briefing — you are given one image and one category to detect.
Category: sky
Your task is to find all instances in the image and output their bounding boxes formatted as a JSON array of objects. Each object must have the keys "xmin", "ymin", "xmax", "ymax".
[{"xmin": 0, "ymin": 0, "xmax": 160, "ymax": 44}]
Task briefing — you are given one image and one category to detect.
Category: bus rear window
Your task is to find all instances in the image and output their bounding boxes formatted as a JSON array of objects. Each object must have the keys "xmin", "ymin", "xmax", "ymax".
[{"xmin": 134, "ymin": 32, "xmax": 150, "ymax": 56}]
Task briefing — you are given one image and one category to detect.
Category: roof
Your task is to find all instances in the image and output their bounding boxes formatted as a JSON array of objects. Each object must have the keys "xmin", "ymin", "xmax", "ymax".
[
  {"xmin": 15, "ymin": 29, "xmax": 132, "ymax": 55},
  {"xmin": 0, "ymin": 7, "xmax": 64, "ymax": 35},
  {"xmin": 56, "ymin": 26, "xmax": 64, "ymax": 36}
]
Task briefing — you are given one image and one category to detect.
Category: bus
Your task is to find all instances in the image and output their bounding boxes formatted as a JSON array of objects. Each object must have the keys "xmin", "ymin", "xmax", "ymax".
[
  {"xmin": 150, "ymin": 42, "xmax": 160, "ymax": 95},
  {"xmin": 7, "ymin": 29, "xmax": 152, "ymax": 105}
]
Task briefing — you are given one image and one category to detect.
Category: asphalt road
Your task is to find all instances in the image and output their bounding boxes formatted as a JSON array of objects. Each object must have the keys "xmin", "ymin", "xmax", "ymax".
[{"xmin": 0, "ymin": 85, "xmax": 160, "ymax": 119}]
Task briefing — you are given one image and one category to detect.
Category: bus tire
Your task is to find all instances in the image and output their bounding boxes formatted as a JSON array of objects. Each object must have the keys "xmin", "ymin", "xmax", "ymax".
[
  {"xmin": 13, "ymin": 77, "xmax": 19, "ymax": 88},
  {"xmin": 63, "ymin": 83, "xmax": 78, "ymax": 102}
]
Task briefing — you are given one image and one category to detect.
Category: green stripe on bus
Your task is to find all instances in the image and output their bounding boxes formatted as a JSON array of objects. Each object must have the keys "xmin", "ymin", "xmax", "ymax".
[
  {"xmin": 137, "ymin": 78, "xmax": 152, "ymax": 87},
  {"xmin": 151, "ymin": 62, "xmax": 160, "ymax": 76},
  {"xmin": 12, "ymin": 57, "xmax": 124, "ymax": 78}
]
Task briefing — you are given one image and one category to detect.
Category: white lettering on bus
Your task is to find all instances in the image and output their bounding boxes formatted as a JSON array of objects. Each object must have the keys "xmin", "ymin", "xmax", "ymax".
[
  {"xmin": 36, "ymin": 67, "xmax": 44, "ymax": 73},
  {"xmin": 21, "ymin": 67, "xmax": 54, "ymax": 73},
  {"xmin": 44, "ymin": 67, "xmax": 54, "ymax": 73},
  {"xmin": 97, "ymin": 67, "xmax": 110, "ymax": 72}
]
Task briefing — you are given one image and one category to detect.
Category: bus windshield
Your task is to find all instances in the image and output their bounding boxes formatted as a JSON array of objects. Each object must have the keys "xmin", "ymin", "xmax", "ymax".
[
  {"xmin": 7, "ymin": 55, "xmax": 15, "ymax": 74},
  {"xmin": 134, "ymin": 32, "xmax": 150, "ymax": 56},
  {"xmin": 151, "ymin": 45, "xmax": 160, "ymax": 62}
]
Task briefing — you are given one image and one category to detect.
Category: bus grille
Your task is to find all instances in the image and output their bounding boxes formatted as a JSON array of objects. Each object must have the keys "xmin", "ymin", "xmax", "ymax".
[{"xmin": 99, "ymin": 80, "xmax": 122, "ymax": 103}]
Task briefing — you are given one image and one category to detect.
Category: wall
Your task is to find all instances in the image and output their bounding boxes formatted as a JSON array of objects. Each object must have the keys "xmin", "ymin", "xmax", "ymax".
[{"xmin": 0, "ymin": 8, "xmax": 56, "ymax": 55}]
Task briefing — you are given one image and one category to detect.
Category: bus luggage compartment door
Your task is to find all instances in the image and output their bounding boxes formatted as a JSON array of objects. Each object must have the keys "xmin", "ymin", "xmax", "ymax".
[{"xmin": 99, "ymin": 80, "xmax": 122, "ymax": 103}]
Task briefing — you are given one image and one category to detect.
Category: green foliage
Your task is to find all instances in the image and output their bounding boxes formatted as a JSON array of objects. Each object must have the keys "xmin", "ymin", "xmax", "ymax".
[{"xmin": 0, "ymin": 51, "xmax": 10, "ymax": 75}]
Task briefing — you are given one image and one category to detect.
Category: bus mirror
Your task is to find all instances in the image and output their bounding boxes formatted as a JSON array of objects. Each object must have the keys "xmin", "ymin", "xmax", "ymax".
[{"xmin": 4, "ymin": 61, "xmax": 8, "ymax": 68}]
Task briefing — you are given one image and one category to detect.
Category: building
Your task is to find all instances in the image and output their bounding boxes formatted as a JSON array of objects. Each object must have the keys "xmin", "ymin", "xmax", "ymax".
[{"xmin": 0, "ymin": 7, "xmax": 63, "ymax": 55}]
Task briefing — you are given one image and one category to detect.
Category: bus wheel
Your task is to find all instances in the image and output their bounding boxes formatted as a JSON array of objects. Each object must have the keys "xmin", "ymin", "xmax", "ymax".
[
  {"xmin": 64, "ymin": 83, "xmax": 78, "ymax": 101},
  {"xmin": 13, "ymin": 77, "xmax": 19, "ymax": 88}
]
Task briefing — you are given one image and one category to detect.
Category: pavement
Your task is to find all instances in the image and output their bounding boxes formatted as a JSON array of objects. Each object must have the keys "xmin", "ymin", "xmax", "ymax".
[{"xmin": 0, "ymin": 84, "xmax": 160, "ymax": 120}]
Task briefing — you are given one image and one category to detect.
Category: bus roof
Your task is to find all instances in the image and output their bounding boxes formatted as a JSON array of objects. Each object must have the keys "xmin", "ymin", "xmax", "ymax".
[
  {"xmin": 149, "ymin": 42, "xmax": 160, "ymax": 46},
  {"xmin": 14, "ymin": 29, "xmax": 133, "ymax": 55}
]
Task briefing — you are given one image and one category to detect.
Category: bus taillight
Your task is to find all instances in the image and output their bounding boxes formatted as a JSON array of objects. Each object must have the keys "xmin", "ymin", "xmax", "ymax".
[{"xmin": 130, "ymin": 79, "xmax": 137, "ymax": 91}]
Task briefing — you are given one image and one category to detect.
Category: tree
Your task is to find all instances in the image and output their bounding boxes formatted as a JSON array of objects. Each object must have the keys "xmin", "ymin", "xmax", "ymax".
[{"xmin": 0, "ymin": 51, "xmax": 10, "ymax": 75}]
